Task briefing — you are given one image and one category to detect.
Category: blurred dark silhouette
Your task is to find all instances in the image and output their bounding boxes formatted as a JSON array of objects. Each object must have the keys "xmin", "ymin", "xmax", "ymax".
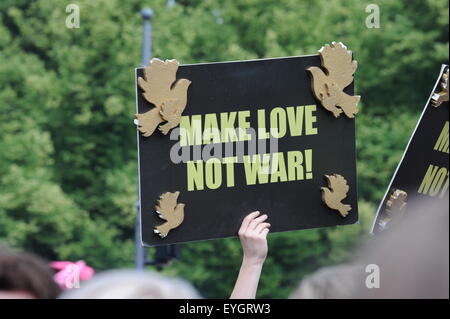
[{"xmin": 0, "ymin": 246, "xmax": 61, "ymax": 299}]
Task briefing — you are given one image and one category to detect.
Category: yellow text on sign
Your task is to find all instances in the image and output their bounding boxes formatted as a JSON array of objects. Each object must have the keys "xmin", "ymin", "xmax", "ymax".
[
  {"xmin": 179, "ymin": 105, "xmax": 319, "ymax": 146},
  {"xmin": 186, "ymin": 149, "xmax": 314, "ymax": 191}
]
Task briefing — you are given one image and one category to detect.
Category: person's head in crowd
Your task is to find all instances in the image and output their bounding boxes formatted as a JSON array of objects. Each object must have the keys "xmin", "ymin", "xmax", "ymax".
[
  {"xmin": 0, "ymin": 246, "xmax": 61, "ymax": 299},
  {"xmin": 290, "ymin": 264, "xmax": 365, "ymax": 299},
  {"xmin": 291, "ymin": 199, "xmax": 449, "ymax": 299},
  {"xmin": 61, "ymin": 269, "xmax": 201, "ymax": 299},
  {"xmin": 355, "ymin": 199, "xmax": 449, "ymax": 299}
]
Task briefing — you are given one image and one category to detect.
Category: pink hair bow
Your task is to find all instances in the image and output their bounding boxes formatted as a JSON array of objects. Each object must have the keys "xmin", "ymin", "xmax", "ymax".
[{"xmin": 50, "ymin": 261, "xmax": 94, "ymax": 290}]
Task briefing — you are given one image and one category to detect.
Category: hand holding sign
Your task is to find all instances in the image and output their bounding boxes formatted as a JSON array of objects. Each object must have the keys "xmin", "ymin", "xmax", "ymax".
[
  {"xmin": 238, "ymin": 211, "xmax": 271, "ymax": 265},
  {"xmin": 231, "ymin": 211, "xmax": 271, "ymax": 299}
]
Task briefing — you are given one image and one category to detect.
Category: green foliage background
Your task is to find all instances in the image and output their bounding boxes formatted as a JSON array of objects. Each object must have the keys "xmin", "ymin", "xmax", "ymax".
[{"xmin": 0, "ymin": 0, "xmax": 448, "ymax": 298}]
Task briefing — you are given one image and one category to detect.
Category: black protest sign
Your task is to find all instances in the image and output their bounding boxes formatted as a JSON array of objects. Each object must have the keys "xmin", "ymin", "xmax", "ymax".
[
  {"xmin": 371, "ymin": 65, "xmax": 449, "ymax": 235},
  {"xmin": 136, "ymin": 46, "xmax": 359, "ymax": 246}
]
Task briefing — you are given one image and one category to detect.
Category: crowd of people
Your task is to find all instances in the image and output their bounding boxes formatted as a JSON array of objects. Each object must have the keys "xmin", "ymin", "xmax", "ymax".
[{"xmin": 0, "ymin": 204, "xmax": 448, "ymax": 299}]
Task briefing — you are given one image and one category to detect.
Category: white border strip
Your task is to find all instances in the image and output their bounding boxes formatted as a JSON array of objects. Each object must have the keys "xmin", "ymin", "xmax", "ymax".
[{"xmin": 181, "ymin": 54, "xmax": 318, "ymax": 67}]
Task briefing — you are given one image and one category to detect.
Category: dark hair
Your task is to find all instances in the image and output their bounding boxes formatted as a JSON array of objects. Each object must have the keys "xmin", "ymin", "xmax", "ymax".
[{"xmin": 0, "ymin": 246, "xmax": 61, "ymax": 299}]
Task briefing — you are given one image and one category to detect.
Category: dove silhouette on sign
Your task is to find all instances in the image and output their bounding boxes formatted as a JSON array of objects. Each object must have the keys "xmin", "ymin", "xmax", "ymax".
[
  {"xmin": 154, "ymin": 191, "xmax": 185, "ymax": 238},
  {"xmin": 431, "ymin": 68, "xmax": 449, "ymax": 108},
  {"xmin": 321, "ymin": 174, "xmax": 352, "ymax": 217},
  {"xmin": 308, "ymin": 42, "xmax": 360, "ymax": 118},
  {"xmin": 136, "ymin": 58, "xmax": 191, "ymax": 137}
]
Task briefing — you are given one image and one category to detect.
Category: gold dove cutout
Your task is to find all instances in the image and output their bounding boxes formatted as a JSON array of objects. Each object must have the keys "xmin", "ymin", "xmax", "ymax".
[
  {"xmin": 377, "ymin": 189, "xmax": 408, "ymax": 230},
  {"xmin": 137, "ymin": 58, "xmax": 191, "ymax": 137},
  {"xmin": 431, "ymin": 68, "xmax": 449, "ymax": 108},
  {"xmin": 308, "ymin": 42, "xmax": 360, "ymax": 118},
  {"xmin": 154, "ymin": 191, "xmax": 185, "ymax": 238},
  {"xmin": 321, "ymin": 174, "xmax": 351, "ymax": 217},
  {"xmin": 385, "ymin": 189, "xmax": 408, "ymax": 216}
]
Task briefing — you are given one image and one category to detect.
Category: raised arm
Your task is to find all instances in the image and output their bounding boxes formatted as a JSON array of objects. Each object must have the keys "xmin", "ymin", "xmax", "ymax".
[{"xmin": 230, "ymin": 211, "xmax": 271, "ymax": 299}]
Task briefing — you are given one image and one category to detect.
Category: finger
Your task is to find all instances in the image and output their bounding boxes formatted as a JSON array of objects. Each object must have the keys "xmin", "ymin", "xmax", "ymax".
[
  {"xmin": 260, "ymin": 228, "xmax": 270, "ymax": 238},
  {"xmin": 255, "ymin": 223, "xmax": 271, "ymax": 234},
  {"xmin": 248, "ymin": 214, "xmax": 268, "ymax": 230},
  {"xmin": 239, "ymin": 211, "xmax": 260, "ymax": 234},
  {"xmin": 247, "ymin": 214, "xmax": 268, "ymax": 231}
]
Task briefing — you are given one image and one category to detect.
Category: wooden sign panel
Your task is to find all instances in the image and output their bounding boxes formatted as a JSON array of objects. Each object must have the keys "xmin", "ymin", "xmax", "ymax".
[
  {"xmin": 136, "ymin": 49, "xmax": 359, "ymax": 246},
  {"xmin": 371, "ymin": 65, "xmax": 449, "ymax": 234}
]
